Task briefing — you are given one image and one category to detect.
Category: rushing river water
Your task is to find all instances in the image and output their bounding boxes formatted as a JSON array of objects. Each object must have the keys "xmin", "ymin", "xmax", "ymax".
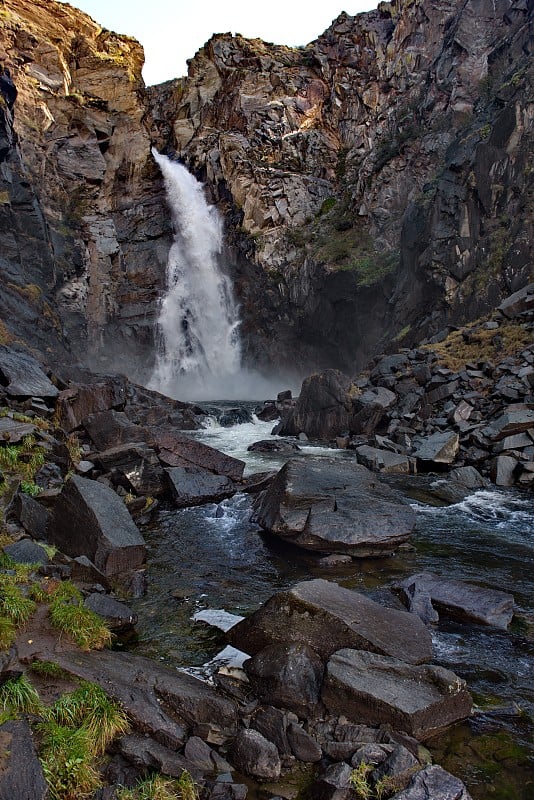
[{"xmin": 129, "ymin": 411, "xmax": 534, "ymax": 800}]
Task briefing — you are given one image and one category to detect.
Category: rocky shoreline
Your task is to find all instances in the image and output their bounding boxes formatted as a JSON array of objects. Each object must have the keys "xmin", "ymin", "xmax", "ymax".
[{"xmin": 0, "ymin": 300, "xmax": 531, "ymax": 799}]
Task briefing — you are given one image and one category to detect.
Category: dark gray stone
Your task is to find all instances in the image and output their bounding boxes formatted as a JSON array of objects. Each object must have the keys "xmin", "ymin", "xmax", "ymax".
[
  {"xmin": 322, "ymin": 649, "xmax": 472, "ymax": 740},
  {"xmin": 48, "ymin": 475, "xmax": 146, "ymax": 576},
  {"xmin": 389, "ymin": 764, "xmax": 473, "ymax": 799},
  {"xmin": 0, "ymin": 719, "xmax": 49, "ymax": 800},
  {"xmin": 490, "ymin": 455, "xmax": 518, "ymax": 486},
  {"xmin": 56, "ymin": 378, "xmax": 127, "ymax": 433},
  {"xmin": 165, "ymin": 466, "xmax": 236, "ymax": 508},
  {"xmin": 251, "ymin": 458, "xmax": 416, "ymax": 557},
  {"xmin": 117, "ymin": 734, "xmax": 203, "ymax": 780},
  {"xmin": 244, "ymin": 642, "xmax": 324, "ymax": 716},
  {"xmin": 3, "ymin": 538, "xmax": 48, "ymax": 565},
  {"xmin": 184, "ymin": 735, "xmax": 232, "ymax": 773},
  {"xmin": 247, "ymin": 439, "xmax": 301, "ymax": 454},
  {"xmin": 286, "ymin": 722, "xmax": 322, "ymax": 762},
  {"xmin": 310, "ymin": 762, "xmax": 353, "ymax": 800},
  {"xmin": 413, "ymin": 432, "xmax": 459, "ymax": 465},
  {"xmin": 0, "ymin": 417, "xmax": 36, "ymax": 443},
  {"xmin": 228, "ymin": 579, "xmax": 432, "ymax": 665},
  {"xmin": 84, "ymin": 593, "xmax": 138, "ymax": 630},
  {"xmin": 228, "ymin": 729, "xmax": 281, "ymax": 781},
  {"xmin": 355, "ymin": 445, "xmax": 410, "ymax": 474},
  {"xmin": 0, "ymin": 347, "xmax": 58, "ymax": 399},
  {"xmin": 152, "ymin": 429, "xmax": 244, "ymax": 480},
  {"xmin": 485, "ymin": 407, "xmax": 534, "ymax": 441},
  {"xmin": 395, "ymin": 573, "xmax": 514, "ymax": 629}
]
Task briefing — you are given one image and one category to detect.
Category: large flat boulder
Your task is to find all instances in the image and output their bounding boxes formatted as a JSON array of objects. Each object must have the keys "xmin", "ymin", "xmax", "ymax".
[
  {"xmin": 165, "ymin": 466, "xmax": 236, "ymax": 508},
  {"xmin": 395, "ymin": 573, "xmax": 514, "ymax": 629},
  {"xmin": 0, "ymin": 346, "xmax": 58, "ymax": 399},
  {"xmin": 83, "ymin": 409, "xmax": 145, "ymax": 451},
  {"xmin": 251, "ymin": 457, "xmax": 416, "ymax": 556},
  {"xmin": 228, "ymin": 579, "xmax": 433, "ymax": 665},
  {"xmin": 322, "ymin": 649, "xmax": 472, "ymax": 740},
  {"xmin": 48, "ymin": 475, "xmax": 146, "ymax": 576},
  {"xmin": 413, "ymin": 432, "xmax": 460, "ymax": 466}
]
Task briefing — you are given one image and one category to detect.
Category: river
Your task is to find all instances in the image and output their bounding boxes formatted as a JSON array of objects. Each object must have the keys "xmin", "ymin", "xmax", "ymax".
[{"xmin": 129, "ymin": 411, "xmax": 534, "ymax": 800}]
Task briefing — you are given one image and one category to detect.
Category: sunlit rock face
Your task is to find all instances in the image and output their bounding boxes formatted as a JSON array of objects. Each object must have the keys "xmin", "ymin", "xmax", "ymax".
[
  {"xmin": 0, "ymin": 0, "xmax": 167, "ymax": 377},
  {"xmin": 0, "ymin": 0, "xmax": 532, "ymax": 381}
]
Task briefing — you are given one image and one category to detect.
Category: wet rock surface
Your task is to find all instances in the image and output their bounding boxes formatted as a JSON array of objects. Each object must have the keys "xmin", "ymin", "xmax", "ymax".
[{"xmin": 0, "ymin": 719, "xmax": 49, "ymax": 800}]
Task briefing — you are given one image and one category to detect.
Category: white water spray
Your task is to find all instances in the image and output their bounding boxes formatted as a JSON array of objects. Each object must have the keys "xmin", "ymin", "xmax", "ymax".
[{"xmin": 149, "ymin": 149, "xmax": 242, "ymax": 400}]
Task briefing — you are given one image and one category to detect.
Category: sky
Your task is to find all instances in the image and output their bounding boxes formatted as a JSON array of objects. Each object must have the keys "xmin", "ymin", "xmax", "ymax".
[{"xmin": 58, "ymin": 0, "xmax": 377, "ymax": 85}]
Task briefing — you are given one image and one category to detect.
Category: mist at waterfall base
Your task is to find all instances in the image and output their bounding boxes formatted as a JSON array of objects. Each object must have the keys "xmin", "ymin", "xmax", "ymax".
[{"xmin": 149, "ymin": 150, "xmax": 286, "ymax": 402}]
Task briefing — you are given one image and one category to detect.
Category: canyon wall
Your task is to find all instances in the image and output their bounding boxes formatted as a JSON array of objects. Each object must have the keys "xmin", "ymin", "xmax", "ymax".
[{"xmin": 0, "ymin": 0, "xmax": 532, "ymax": 381}]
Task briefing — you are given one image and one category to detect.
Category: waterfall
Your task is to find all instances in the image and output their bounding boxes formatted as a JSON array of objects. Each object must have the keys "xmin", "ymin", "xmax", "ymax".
[{"xmin": 149, "ymin": 149, "xmax": 242, "ymax": 400}]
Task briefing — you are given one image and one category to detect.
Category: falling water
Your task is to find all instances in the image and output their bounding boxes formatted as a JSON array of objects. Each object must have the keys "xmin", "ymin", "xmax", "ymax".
[{"xmin": 149, "ymin": 149, "xmax": 242, "ymax": 400}]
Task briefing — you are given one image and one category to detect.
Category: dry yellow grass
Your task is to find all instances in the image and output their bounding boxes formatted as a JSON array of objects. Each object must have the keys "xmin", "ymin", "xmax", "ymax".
[{"xmin": 427, "ymin": 320, "xmax": 531, "ymax": 372}]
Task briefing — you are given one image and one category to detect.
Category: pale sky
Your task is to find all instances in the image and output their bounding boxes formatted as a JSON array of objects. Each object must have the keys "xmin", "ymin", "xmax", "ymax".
[{"xmin": 58, "ymin": 0, "xmax": 376, "ymax": 85}]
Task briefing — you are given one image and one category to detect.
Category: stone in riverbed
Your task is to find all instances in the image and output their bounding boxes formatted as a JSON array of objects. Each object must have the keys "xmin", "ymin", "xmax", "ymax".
[
  {"xmin": 413, "ymin": 431, "xmax": 459, "ymax": 466},
  {"xmin": 94, "ymin": 442, "xmax": 165, "ymax": 496},
  {"xmin": 389, "ymin": 764, "xmax": 473, "ymax": 799},
  {"xmin": 84, "ymin": 593, "xmax": 137, "ymax": 630},
  {"xmin": 48, "ymin": 475, "xmax": 145, "ymax": 576},
  {"xmin": 251, "ymin": 457, "xmax": 416, "ymax": 556},
  {"xmin": 228, "ymin": 579, "xmax": 432, "ymax": 665},
  {"xmin": 395, "ymin": 573, "xmax": 514, "ymax": 629},
  {"xmin": 355, "ymin": 445, "xmax": 411, "ymax": 474},
  {"xmin": 322, "ymin": 649, "xmax": 472, "ymax": 740},
  {"xmin": 152, "ymin": 429, "xmax": 245, "ymax": 481},
  {"xmin": 165, "ymin": 466, "xmax": 236, "ymax": 508}
]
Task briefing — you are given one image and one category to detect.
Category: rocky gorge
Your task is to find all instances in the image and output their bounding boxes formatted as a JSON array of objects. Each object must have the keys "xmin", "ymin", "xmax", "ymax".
[{"xmin": 0, "ymin": 0, "xmax": 532, "ymax": 798}]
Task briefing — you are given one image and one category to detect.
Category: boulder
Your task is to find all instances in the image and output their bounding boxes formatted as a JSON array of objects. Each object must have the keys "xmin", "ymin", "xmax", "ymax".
[
  {"xmin": 351, "ymin": 386, "xmax": 397, "ymax": 435},
  {"xmin": 94, "ymin": 442, "xmax": 165, "ymax": 495},
  {"xmin": 184, "ymin": 736, "xmax": 232, "ymax": 772},
  {"xmin": 0, "ymin": 347, "xmax": 58, "ymax": 400},
  {"xmin": 286, "ymin": 722, "xmax": 322, "ymax": 762},
  {"xmin": 83, "ymin": 410, "xmax": 145, "ymax": 451},
  {"xmin": 251, "ymin": 457, "xmax": 416, "ymax": 556},
  {"xmin": 322, "ymin": 649, "xmax": 472, "ymax": 740},
  {"xmin": 218, "ymin": 407, "xmax": 253, "ymax": 427},
  {"xmin": 413, "ymin": 432, "xmax": 459, "ymax": 466},
  {"xmin": 388, "ymin": 764, "xmax": 473, "ymax": 799},
  {"xmin": 395, "ymin": 573, "xmax": 514, "ymax": 629},
  {"xmin": 355, "ymin": 445, "xmax": 410, "ymax": 474},
  {"xmin": 228, "ymin": 729, "xmax": 281, "ymax": 781},
  {"xmin": 48, "ymin": 475, "xmax": 146, "ymax": 576},
  {"xmin": 0, "ymin": 417, "xmax": 36, "ymax": 443},
  {"xmin": 310, "ymin": 762, "xmax": 354, "ymax": 800},
  {"xmin": 117, "ymin": 734, "xmax": 202, "ymax": 779},
  {"xmin": 484, "ymin": 407, "xmax": 534, "ymax": 441},
  {"xmin": 244, "ymin": 642, "xmax": 324, "ymax": 716},
  {"xmin": 247, "ymin": 439, "xmax": 301, "ymax": 454},
  {"xmin": 56, "ymin": 378, "xmax": 127, "ymax": 432},
  {"xmin": 84, "ymin": 593, "xmax": 138, "ymax": 630},
  {"xmin": 151, "ymin": 429, "xmax": 245, "ymax": 481},
  {"xmin": 228, "ymin": 579, "xmax": 433, "ymax": 665},
  {"xmin": 165, "ymin": 466, "xmax": 236, "ymax": 508},
  {"xmin": 497, "ymin": 283, "xmax": 534, "ymax": 319},
  {"xmin": 3, "ymin": 538, "xmax": 48, "ymax": 565},
  {"xmin": 250, "ymin": 706, "xmax": 291, "ymax": 755},
  {"xmin": 277, "ymin": 370, "xmax": 353, "ymax": 439},
  {"xmin": 490, "ymin": 455, "xmax": 518, "ymax": 486},
  {"xmin": 0, "ymin": 719, "xmax": 49, "ymax": 800}
]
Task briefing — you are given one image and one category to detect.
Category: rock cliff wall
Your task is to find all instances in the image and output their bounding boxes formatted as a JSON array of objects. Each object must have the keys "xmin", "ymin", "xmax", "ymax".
[
  {"xmin": 150, "ymin": 0, "xmax": 533, "ymax": 374},
  {"xmin": 0, "ymin": 0, "xmax": 168, "ymax": 377},
  {"xmin": 0, "ymin": 0, "xmax": 532, "ymax": 382}
]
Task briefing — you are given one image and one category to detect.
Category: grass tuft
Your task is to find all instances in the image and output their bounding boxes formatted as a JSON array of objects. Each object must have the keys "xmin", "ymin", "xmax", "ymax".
[
  {"xmin": 0, "ymin": 674, "xmax": 43, "ymax": 715},
  {"xmin": 48, "ymin": 590, "xmax": 112, "ymax": 651},
  {"xmin": 48, "ymin": 681, "xmax": 129, "ymax": 754},
  {"xmin": 38, "ymin": 721, "xmax": 102, "ymax": 800},
  {"xmin": 0, "ymin": 583, "xmax": 36, "ymax": 624},
  {"xmin": 30, "ymin": 660, "xmax": 69, "ymax": 679},
  {"xmin": 0, "ymin": 615, "xmax": 16, "ymax": 650},
  {"xmin": 117, "ymin": 770, "xmax": 199, "ymax": 800}
]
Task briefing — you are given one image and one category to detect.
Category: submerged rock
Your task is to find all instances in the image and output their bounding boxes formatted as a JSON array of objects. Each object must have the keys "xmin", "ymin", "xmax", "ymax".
[
  {"xmin": 228, "ymin": 579, "xmax": 433, "ymax": 665},
  {"xmin": 322, "ymin": 649, "xmax": 472, "ymax": 740},
  {"xmin": 165, "ymin": 466, "xmax": 236, "ymax": 508},
  {"xmin": 395, "ymin": 573, "xmax": 515, "ymax": 629},
  {"xmin": 252, "ymin": 457, "xmax": 416, "ymax": 556},
  {"xmin": 48, "ymin": 475, "xmax": 146, "ymax": 576}
]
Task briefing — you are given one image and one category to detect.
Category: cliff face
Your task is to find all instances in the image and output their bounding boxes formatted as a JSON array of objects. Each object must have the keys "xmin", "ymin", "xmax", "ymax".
[
  {"xmin": 150, "ymin": 0, "xmax": 533, "ymax": 374},
  {"xmin": 0, "ymin": 0, "xmax": 532, "ymax": 381},
  {"xmin": 0, "ymin": 0, "xmax": 168, "ymax": 376}
]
